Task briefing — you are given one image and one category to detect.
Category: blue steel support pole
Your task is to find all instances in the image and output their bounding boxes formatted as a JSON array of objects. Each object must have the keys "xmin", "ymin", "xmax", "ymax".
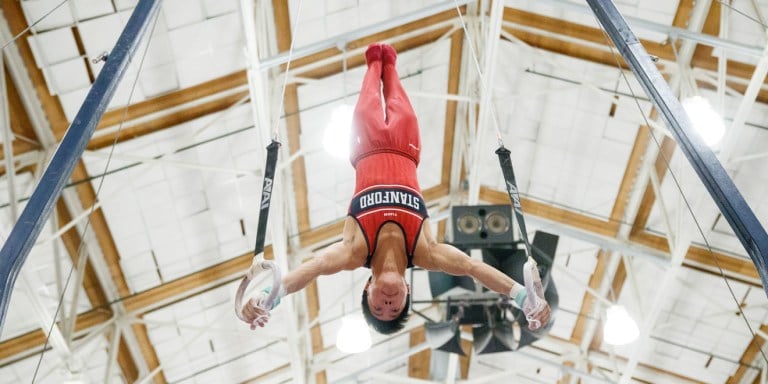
[
  {"xmin": 0, "ymin": 0, "xmax": 161, "ymax": 333},
  {"xmin": 585, "ymin": 0, "xmax": 768, "ymax": 295}
]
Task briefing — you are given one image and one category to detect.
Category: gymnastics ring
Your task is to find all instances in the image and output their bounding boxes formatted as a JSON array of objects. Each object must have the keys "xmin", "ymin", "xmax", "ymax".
[{"xmin": 234, "ymin": 259, "xmax": 282, "ymax": 322}]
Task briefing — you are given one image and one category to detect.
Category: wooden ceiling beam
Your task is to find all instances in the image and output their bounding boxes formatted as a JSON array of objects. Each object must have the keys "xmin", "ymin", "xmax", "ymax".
[
  {"xmin": 289, "ymin": 7, "xmax": 463, "ymax": 77},
  {"xmin": 86, "ymin": 90, "xmax": 249, "ymax": 150},
  {"xmin": 0, "ymin": 0, "xmax": 69, "ymax": 135},
  {"xmin": 502, "ymin": 25, "xmax": 630, "ymax": 70},
  {"xmin": 480, "ymin": 187, "xmax": 759, "ymax": 283},
  {"xmin": 0, "ymin": 309, "xmax": 112, "ymax": 363},
  {"xmin": 690, "ymin": 1, "xmax": 720, "ymax": 70},
  {"xmin": 441, "ymin": 30, "xmax": 464, "ymax": 186},
  {"xmin": 296, "ymin": 26, "xmax": 455, "ymax": 80},
  {"xmin": 726, "ymin": 324, "xmax": 768, "ymax": 383},
  {"xmin": 610, "ymin": 125, "xmax": 653, "ymax": 225},
  {"xmin": 407, "ymin": 327, "xmax": 431, "ymax": 379},
  {"xmin": 502, "ymin": 8, "xmax": 675, "ymax": 62},
  {"xmin": 1, "ymin": 66, "xmax": 42, "ymax": 159},
  {"xmin": 629, "ymin": 136, "xmax": 676, "ymax": 235},
  {"xmin": 55, "ymin": 201, "xmax": 109, "ymax": 307},
  {"xmin": 629, "ymin": 231, "xmax": 760, "ymax": 283},
  {"xmin": 504, "ymin": 5, "xmax": 768, "ymax": 103},
  {"xmin": 96, "ymin": 71, "xmax": 248, "ymax": 131},
  {"xmin": 628, "ymin": 0, "xmax": 702, "ymax": 240},
  {"xmin": 569, "ymin": 249, "xmax": 611, "ymax": 346},
  {"xmin": 480, "ymin": 188, "xmax": 619, "ymax": 238}
]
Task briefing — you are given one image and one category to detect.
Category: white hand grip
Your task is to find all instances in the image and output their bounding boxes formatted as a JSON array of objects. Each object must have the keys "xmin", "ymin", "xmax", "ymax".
[
  {"xmin": 523, "ymin": 257, "xmax": 545, "ymax": 330},
  {"xmin": 234, "ymin": 260, "xmax": 282, "ymax": 322}
]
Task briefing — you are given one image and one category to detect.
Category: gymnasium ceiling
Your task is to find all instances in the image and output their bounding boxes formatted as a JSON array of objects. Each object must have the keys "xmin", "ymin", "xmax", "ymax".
[{"xmin": 1, "ymin": 0, "xmax": 768, "ymax": 383}]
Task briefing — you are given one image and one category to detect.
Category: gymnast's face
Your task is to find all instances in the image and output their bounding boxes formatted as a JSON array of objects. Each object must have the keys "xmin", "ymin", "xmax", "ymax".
[{"xmin": 366, "ymin": 274, "xmax": 409, "ymax": 321}]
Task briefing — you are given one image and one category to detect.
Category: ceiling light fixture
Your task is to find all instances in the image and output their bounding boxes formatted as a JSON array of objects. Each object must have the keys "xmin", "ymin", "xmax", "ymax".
[
  {"xmin": 335, "ymin": 313, "xmax": 372, "ymax": 354},
  {"xmin": 324, "ymin": 40, "xmax": 353, "ymax": 159},
  {"xmin": 603, "ymin": 304, "xmax": 639, "ymax": 346},
  {"xmin": 323, "ymin": 104, "xmax": 354, "ymax": 159},
  {"xmin": 682, "ymin": 95, "xmax": 726, "ymax": 147}
]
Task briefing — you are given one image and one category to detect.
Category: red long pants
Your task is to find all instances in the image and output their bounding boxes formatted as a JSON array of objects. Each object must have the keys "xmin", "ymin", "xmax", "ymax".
[{"xmin": 350, "ymin": 60, "xmax": 422, "ymax": 195}]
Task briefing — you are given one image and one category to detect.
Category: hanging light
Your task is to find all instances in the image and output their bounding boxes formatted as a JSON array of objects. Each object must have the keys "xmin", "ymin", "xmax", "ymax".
[
  {"xmin": 603, "ymin": 304, "xmax": 639, "ymax": 346},
  {"xmin": 682, "ymin": 96, "xmax": 726, "ymax": 147},
  {"xmin": 323, "ymin": 104, "xmax": 354, "ymax": 159},
  {"xmin": 335, "ymin": 313, "xmax": 372, "ymax": 353}
]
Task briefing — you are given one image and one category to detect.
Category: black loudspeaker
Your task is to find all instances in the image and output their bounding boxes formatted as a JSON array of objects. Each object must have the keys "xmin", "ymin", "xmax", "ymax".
[
  {"xmin": 452, "ymin": 205, "xmax": 514, "ymax": 246},
  {"xmin": 425, "ymin": 321, "xmax": 466, "ymax": 356},
  {"xmin": 447, "ymin": 304, "xmax": 487, "ymax": 325},
  {"xmin": 471, "ymin": 306, "xmax": 517, "ymax": 354},
  {"xmin": 531, "ymin": 230, "xmax": 559, "ymax": 287},
  {"xmin": 428, "ymin": 271, "xmax": 476, "ymax": 298},
  {"xmin": 473, "ymin": 319, "xmax": 517, "ymax": 354}
]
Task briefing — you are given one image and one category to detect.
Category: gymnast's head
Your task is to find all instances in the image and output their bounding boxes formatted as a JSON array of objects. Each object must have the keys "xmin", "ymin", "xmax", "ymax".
[{"xmin": 361, "ymin": 274, "xmax": 411, "ymax": 334}]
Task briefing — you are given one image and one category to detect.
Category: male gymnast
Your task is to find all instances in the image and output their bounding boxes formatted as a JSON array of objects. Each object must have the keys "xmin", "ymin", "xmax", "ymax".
[{"xmin": 241, "ymin": 43, "xmax": 550, "ymax": 334}]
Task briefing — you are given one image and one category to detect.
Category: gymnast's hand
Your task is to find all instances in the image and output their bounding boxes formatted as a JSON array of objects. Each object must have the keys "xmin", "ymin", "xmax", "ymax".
[
  {"xmin": 523, "ymin": 296, "xmax": 551, "ymax": 331},
  {"xmin": 241, "ymin": 292, "xmax": 273, "ymax": 330},
  {"xmin": 513, "ymin": 287, "xmax": 551, "ymax": 331}
]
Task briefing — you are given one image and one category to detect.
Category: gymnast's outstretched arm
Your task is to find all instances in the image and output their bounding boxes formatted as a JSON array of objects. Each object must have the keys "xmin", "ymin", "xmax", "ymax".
[
  {"xmin": 241, "ymin": 218, "xmax": 366, "ymax": 328},
  {"xmin": 414, "ymin": 222, "xmax": 524, "ymax": 295},
  {"xmin": 283, "ymin": 241, "xmax": 362, "ymax": 294},
  {"xmin": 413, "ymin": 221, "xmax": 551, "ymax": 327}
]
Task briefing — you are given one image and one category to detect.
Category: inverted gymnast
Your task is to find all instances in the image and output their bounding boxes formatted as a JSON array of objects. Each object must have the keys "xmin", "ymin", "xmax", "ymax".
[{"xmin": 241, "ymin": 43, "xmax": 551, "ymax": 334}]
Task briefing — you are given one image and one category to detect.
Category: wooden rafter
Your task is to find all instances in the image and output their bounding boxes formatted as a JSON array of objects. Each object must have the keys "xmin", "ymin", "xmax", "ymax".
[
  {"xmin": 87, "ymin": 90, "xmax": 249, "ymax": 150},
  {"xmin": 441, "ymin": 30, "xmax": 464, "ymax": 186},
  {"xmin": 725, "ymin": 324, "xmax": 768, "ymax": 383},
  {"xmin": 0, "ymin": 309, "xmax": 112, "ymax": 363},
  {"xmin": 1, "ymin": 66, "xmax": 42, "ymax": 159},
  {"xmin": 502, "ymin": 5, "xmax": 768, "ymax": 103},
  {"xmin": 0, "ymin": 1, "xmax": 68, "ymax": 135},
  {"xmin": 479, "ymin": 188, "xmax": 758, "ymax": 283},
  {"xmin": 629, "ymin": 135, "xmax": 677, "ymax": 235}
]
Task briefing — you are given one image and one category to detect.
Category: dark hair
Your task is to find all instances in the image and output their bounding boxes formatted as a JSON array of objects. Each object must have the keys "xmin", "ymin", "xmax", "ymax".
[{"xmin": 361, "ymin": 279, "xmax": 411, "ymax": 335}]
